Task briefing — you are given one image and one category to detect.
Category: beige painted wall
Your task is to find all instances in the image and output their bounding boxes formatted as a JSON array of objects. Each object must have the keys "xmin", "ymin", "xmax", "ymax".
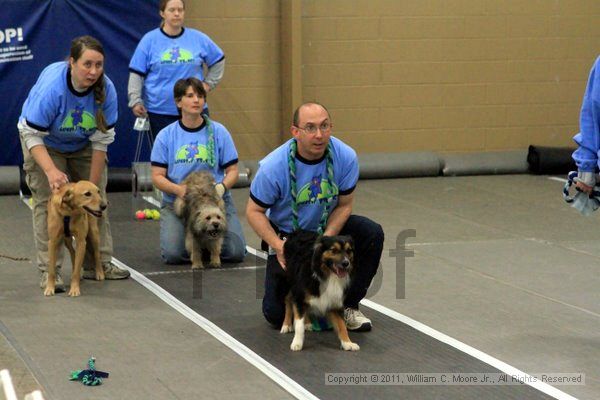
[{"xmin": 187, "ymin": 0, "xmax": 600, "ymax": 159}]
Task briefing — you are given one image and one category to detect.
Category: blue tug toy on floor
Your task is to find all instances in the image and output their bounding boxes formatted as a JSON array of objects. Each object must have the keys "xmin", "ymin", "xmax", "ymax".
[{"xmin": 69, "ymin": 357, "xmax": 109, "ymax": 386}]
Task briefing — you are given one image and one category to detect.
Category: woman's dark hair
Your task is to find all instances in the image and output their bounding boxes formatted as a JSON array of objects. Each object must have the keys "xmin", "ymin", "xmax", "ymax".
[
  {"xmin": 159, "ymin": 0, "xmax": 185, "ymax": 27},
  {"xmin": 173, "ymin": 77, "xmax": 206, "ymax": 108},
  {"xmin": 160, "ymin": 0, "xmax": 185, "ymax": 11},
  {"xmin": 70, "ymin": 35, "xmax": 108, "ymax": 132}
]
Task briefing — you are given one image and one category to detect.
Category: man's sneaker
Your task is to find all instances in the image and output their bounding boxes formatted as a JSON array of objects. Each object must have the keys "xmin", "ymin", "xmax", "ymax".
[
  {"xmin": 40, "ymin": 271, "xmax": 65, "ymax": 293},
  {"xmin": 344, "ymin": 308, "xmax": 372, "ymax": 331},
  {"xmin": 83, "ymin": 263, "xmax": 130, "ymax": 280}
]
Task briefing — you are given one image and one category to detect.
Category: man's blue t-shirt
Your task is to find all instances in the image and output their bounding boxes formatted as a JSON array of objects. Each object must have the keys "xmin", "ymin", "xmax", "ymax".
[
  {"xmin": 151, "ymin": 118, "xmax": 238, "ymax": 204},
  {"xmin": 129, "ymin": 27, "xmax": 224, "ymax": 116},
  {"xmin": 250, "ymin": 137, "xmax": 359, "ymax": 233},
  {"xmin": 20, "ymin": 62, "xmax": 118, "ymax": 153}
]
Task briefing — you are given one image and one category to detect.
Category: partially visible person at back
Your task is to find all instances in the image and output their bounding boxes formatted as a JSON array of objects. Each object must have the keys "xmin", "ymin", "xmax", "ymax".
[
  {"xmin": 18, "ymin": 35, "xmax": 130, "ymax": 293},
  {"xmin": 128, "ymin": 0, "xmax": 225, "ymax": 138}
]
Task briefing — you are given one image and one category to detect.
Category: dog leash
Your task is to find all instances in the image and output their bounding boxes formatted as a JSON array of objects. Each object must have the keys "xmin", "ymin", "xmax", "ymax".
[
  {"xmin": 0, "ymin": 253, "xmax": 29, "ymax": 261},
  {"xmin": 133, "ymin": 119, "xmax": 153, "ymax": 165},
  {"xmin": 202, "ymin": 114, "xmax": 216, "ymax": 168},
  {"xmin": 63, "ymin": 216, "xmax": 71, "ymax": 237}
]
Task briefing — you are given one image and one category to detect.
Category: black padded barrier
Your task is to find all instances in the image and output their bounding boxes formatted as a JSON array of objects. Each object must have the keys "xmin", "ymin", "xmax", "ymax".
[{"xmin": 527, "ymin": 145, "xmax": 577, "ymax": 175}]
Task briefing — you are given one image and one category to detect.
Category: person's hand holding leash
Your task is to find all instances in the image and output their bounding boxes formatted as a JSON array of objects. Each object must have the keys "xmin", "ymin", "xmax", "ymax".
[
  {"xmin": 575, "ymin": 180, "xmax": 594, "ymax": 195},
  {"xmin": 132, "ymin": 103, "xmax": 147, "ymax": 118}
]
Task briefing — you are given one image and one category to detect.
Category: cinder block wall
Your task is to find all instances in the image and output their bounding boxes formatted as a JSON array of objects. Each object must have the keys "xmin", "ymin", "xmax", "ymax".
[
  {"xmin": 302, "ymin": 0, "xmax": 600, "ymax": 154},
  {"xmin": 187, "ymin": 0, "xmax": 600, "ymax": 158},
  {"xmin": 186, "ymin": 1, "xmax": 282, "ymax": 160}
]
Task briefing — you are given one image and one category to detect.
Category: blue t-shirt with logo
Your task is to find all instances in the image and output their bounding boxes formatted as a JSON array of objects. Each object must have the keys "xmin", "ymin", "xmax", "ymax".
[
  {"xmin": 129, "ymin": 27, "xmax": 224, "ymax": 116},
  {"xmin": 20, "ymin": 62, "xmax": 118, "ymax": 153},
  {"xmin": 151, "ymin": 118, "xmax": 238, "ymax": 204},
  {"xmin": 250, "ymin": 137, "xmax": 359, "ymax": 233}
]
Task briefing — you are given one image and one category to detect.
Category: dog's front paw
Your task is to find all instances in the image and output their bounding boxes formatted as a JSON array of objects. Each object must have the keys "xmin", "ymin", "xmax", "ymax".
[
  {"xmin": 207, "ymin": 263, "xmax": 221, "ymax": 269},
  {"xmin": 68, "ymin": 286, "xmax": 81, "ymax": 297},
  {"xmin": 96, "ymin": 270, "xmax": 105, "ymax": 281},
  {"xmin": 341, "ymin": 341, "xmax": 360, "ymax": 351},
  {"xmin": 290, "ymin": 338, "xmax": 304, "ymax": 351},
  {"xmin": 191, "ymin": 263, "xmax": 204, "ymax": 269},
  {"xmin": 43, "ymin": 287, "xmax": 55, "ymax": 296},
  {"xmin": 280, "ymin": 324, "xmax": 293, "ymax": 334}
]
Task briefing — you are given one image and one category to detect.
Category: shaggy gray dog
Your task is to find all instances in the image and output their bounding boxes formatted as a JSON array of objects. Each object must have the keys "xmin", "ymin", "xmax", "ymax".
[{"xmin": 174, "ymin": 171, "xmax": 227, "ymax": 268}]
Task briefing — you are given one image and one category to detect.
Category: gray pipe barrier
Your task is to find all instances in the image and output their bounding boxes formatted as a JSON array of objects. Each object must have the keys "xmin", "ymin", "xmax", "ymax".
[
  {"xmin": 0, "ymin": 148, "xmax": 573, "ymax": 195},
  {"xmin": 0, "ymin": 166, "xmax": 21, "ymax": 195},
  {"xmin": 358, "ymin": 152, "xmax": 441, "ymax": 179},
  {"xmin": 441, "ymin": 150, "xmax": 529, "ymax": 176}
]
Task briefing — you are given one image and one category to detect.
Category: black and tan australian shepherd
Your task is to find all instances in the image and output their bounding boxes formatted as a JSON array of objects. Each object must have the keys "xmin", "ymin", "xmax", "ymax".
[{"xmin": 280, "ymin": 229, "xmax": 359, "ymax": 351}]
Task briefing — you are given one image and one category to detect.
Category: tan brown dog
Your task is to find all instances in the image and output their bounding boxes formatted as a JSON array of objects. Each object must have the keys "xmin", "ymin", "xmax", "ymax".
[
  {"xmin": 45, "ymin": 180, "xmax": 106, "ymax": 297},
  {"xmin": 174, "ymin": 171, "xmax": 227, "ymax": 269}
]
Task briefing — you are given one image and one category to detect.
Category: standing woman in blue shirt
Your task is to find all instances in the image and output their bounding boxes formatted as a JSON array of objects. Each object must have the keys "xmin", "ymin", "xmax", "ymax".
[
  {"xmin": 128, "ymin": 0, "xmax": 225, "ymax": 138},
  {"xmin": 19, "ymin": 35, "xmax": 130, "ymax": 292}
]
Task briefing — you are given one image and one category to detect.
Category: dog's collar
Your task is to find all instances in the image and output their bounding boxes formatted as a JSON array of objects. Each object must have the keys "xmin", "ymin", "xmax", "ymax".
[{"xmin": 63, "ymin": 216, "xmax": 71, "ymax": 237}]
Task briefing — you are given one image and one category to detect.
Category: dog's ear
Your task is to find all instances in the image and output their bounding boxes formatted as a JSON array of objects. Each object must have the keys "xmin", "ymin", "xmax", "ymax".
[
  {"xmin": 61, "ymin": 189, "xmax": 74, "ymax": 207},
  {"xmin": 311, "ymin": 236, "xmax": 325, "ymax": 267},
  {"xmin": 342, "ymin": 235, "xmax": 354, "ymax": 247},
  {"xmin": 313, "ymin": 235, "xmax": 325, "ymax": 251}
]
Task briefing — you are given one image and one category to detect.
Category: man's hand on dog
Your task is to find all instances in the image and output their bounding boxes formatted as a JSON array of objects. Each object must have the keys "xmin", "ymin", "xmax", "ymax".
[
  {"xmin": 275, "ymin": 239, "xmax": 286, "ymax": 270},
  {"xmin": 46, "ymin": 168, "xmax": 69, "ymax": 192}
]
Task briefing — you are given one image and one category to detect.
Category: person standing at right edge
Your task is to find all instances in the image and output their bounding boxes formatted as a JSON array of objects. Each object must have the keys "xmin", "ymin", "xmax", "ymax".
[
  {"xmin": 128, "ymin": 0, "xmax": 225, "ymax": 138},
  {"xmin": 573, "ymin": 56, "xmax": 600, "ymax": 194}
]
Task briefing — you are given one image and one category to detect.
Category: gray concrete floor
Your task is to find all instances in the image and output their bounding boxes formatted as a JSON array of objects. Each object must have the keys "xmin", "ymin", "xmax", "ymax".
[
  {"xmin": 1, "ymin": 174, "xmax": 598, "ymax": 399},
  {"xmin": 352, "ymin": 175, "xmax": 599, "ymax": 400}
]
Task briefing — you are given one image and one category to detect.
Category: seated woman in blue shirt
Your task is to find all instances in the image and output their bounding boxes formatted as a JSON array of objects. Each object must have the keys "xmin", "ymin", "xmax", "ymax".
[{"xmin": 150, "ymin": 77, "xmax": 245, "ymax": 264}]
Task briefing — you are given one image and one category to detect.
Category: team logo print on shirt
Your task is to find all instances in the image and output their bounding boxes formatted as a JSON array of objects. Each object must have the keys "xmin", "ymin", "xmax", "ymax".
[
  {"xmin": 296, "ymin": 174, "xmax": 338, "ymax": 205},
  {"xmin": 175, "ymin": 142, "xmax": 209, "ymax": 164},
  {"xmin": 160, "ymin": 46, "xmax": 194, "ymax": 64},
  {"xmin": 59, "ymin": 106, "xmax": 96, "ymax": 133}
]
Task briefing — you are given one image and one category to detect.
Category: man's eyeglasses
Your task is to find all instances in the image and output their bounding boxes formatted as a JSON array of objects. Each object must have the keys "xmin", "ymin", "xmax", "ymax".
[{"xmin": 294, "ymin": 121, "xmax": 332, "ymax": 135}]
